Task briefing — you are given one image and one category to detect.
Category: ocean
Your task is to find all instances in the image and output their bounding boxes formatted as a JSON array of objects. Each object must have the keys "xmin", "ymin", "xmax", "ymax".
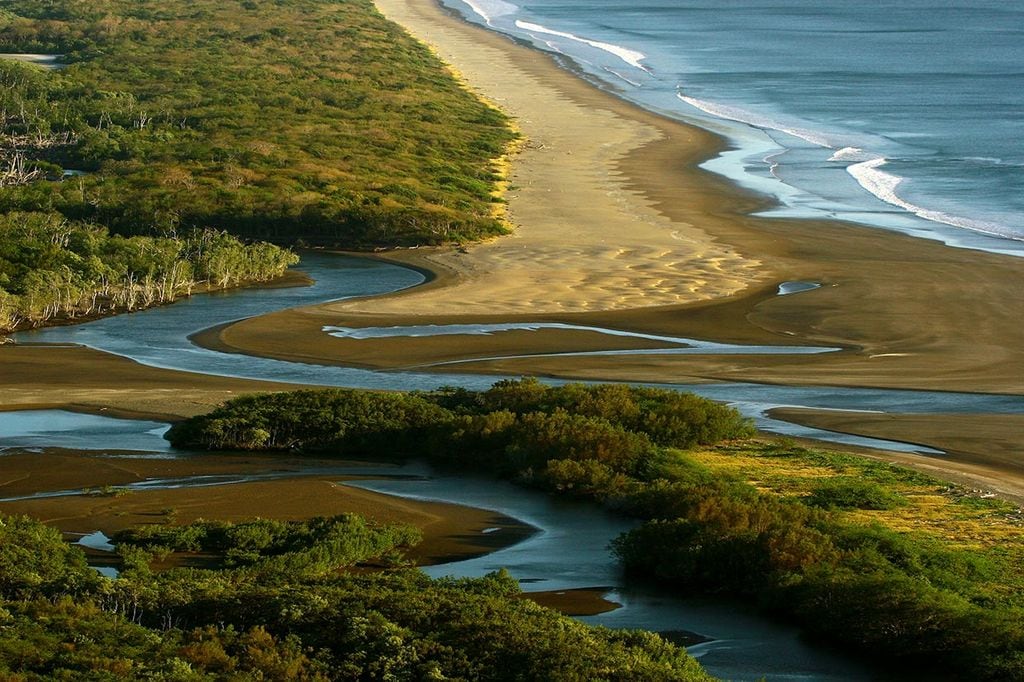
[{"xmin": 440, "ymin": 0, "xmax": 1024, "ymax": 256}]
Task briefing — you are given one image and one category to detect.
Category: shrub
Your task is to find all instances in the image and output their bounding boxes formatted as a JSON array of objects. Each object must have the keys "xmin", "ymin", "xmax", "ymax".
[{"xmin": 808, "ymin": 477, "xmax": 905, "ymax": 510}]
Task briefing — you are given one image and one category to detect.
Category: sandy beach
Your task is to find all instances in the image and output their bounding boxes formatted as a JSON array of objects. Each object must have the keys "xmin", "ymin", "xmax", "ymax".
[
  {"xmin": 210, "ymin": 0, "xmax": 1024, "ymax": 394},
  {"xmin": 192, "ymin": 0, "xmax": 1024, "ymax": 495}
]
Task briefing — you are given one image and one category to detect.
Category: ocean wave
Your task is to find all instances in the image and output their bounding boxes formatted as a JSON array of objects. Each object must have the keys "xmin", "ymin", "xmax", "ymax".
[
  {"xmin": 847, "ymin": 157, "xmax": 1020, "ymax": 240},
  {"xmin": 957, "ymin": 156, "xmax": 1024, "ymax": 168},
  {"xmin": 677, "ymin": 92, "xmax": 1021, "ymax": 240},
  {"xmin": 459, "ymin": 0, "xmax": 518, "ymax": 25},
  {"xmin": 602, "ymin": 66, "xmax": 643, "ymax": 87},
  {"xmin": 828, "ymin": 146, "xmax": 874, "ymax": 162},
  {"xmin": 514, "ymin": 20, "xmax": 649, "ymax": 72},
  {"xmin": 677, "ymin": 93, "xmax": 838, "ymax": 149}
]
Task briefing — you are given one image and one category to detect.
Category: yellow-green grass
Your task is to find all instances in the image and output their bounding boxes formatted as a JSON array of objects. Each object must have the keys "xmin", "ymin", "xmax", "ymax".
[{"xmin": 689, "ymin": 439, "xmax": 1023, "ymax": 550}]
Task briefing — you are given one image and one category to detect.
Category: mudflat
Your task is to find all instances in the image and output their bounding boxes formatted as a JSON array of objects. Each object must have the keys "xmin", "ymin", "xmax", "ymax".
[{"xmin": 0, "ymin": 449, "xmax": 532, "ymax": 566}]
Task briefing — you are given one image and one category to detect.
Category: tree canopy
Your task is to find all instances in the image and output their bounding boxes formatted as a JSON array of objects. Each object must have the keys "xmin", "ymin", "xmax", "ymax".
[{"xmin": 0, "ymin": 0, "xmax": 516, "ymax": 246}]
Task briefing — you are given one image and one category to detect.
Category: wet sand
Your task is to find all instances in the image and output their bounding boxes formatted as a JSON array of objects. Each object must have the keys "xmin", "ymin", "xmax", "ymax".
[
  {"xmin": 189, "ymin": 0, "xmax": 1024, "ymax": 496},
  {"xmin": 207, "ymin": 0, "xmax": 1024, "ymax": 396},
  {"xmin": 522, "ymin": 588, "xmax": 621, "ymax": 616},
  {"xmin": 0, "ymin": 344, "xmax": 299, "ymax": 419},
  {"xmin": 0, "ymin": 449, "xmax": 532, "ymax": 566}
]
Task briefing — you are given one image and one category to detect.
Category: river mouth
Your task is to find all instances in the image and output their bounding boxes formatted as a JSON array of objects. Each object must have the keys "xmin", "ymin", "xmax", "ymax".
[
  {"xmin": 5, "ymin": 251, "xmax": 1021, "ymax": 679},
  {"xmin": 15, "ymin": 252, "xmax": 1024, "ymax": 462}
]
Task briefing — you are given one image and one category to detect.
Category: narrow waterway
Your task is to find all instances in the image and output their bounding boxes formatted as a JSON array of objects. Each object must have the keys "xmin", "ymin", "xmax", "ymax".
[
  {"xmin": 8, "ymin": 251, "xmax": 1023, "ymax": 679},
  {"xmin": 16, "ymin": 252, "xmax": 1024, "ymax": 454},
  {"xmin": 0, "ymin": 411, "xmax": 875, "ymax": 680}
]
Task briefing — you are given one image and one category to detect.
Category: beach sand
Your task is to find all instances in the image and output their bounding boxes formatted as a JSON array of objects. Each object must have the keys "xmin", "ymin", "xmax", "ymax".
[
  {"xmin": 193, "ymin": 0, "xmax": 1024, "ymax": 494},
  {"xmin": 210, "ymin": 0, "xmax": 1024, "ymax": 396}
]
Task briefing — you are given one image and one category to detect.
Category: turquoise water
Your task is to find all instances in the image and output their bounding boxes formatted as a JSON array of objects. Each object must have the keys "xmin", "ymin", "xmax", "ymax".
[{"xmin": 444, "ymin": 0, "xmax": 1024, "ymax": 255}]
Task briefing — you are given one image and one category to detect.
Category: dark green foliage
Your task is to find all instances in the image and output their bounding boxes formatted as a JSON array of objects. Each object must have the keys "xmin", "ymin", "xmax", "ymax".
[
  {"xmin": 0, "ymin": 515, "xmax": 98, "ymax": 600},
  {"xmin": 0, "ymin": 515, "xmax": 711, "ymax": 680},
  {"xmin": 165, "ymin": 388, "xmax": 453, "ymax": 451},
  {"xmin": 610, "ymin": 473, "xmax": 1024, "ymax": 679},
  {"xmin": 439, "ymin": 408, "xmax": 659, "ymax": 477},
  {"xmin": 113, "ymin": 514, "xmax": 421, "ymax": 576},
  {"xmin": 0, "ymin": 0, "xmax": 515, "ymax": 247},
  {"xmin": 0, "ymin": 211, "xmax": 297, "ymax": 331},
  {"xmin": 807, "ymin": 476, "xmax": 906, "ymax": 510},
  {"xmin": 475, "ymin": 378, "xmax": 755, "ymax": 449},
  {"xmin": 165, "ymin": 380, "xmax": 753, "ymax": 481},
  {"xmin": 163, "ymin": 379, "xmax": 1024, "ymax": 678}
]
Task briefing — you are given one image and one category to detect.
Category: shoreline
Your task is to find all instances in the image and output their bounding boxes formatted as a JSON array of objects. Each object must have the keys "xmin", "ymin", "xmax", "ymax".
[
  {"xmin": 187, "ymin": 0, "xmax": 1024, "ymax": 499},
  {"xmin": 207, "ymin": 0, "xmax": 1024, "ymax": 393}
]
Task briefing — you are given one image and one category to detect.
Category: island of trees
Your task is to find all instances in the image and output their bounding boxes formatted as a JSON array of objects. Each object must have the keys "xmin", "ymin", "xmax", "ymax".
[{"xmin": 168, "ymin": 379, "xmax": 1024, "ymax": 680}]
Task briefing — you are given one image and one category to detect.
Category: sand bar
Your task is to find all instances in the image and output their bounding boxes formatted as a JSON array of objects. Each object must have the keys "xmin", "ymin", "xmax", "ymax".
[
  {"xmin": 0, "ymin": 344, "xmax": 300, "ymax": 419},
  {"xmin": 209, "ymin": 0, "xmax": 1024, "ymax": 398},
  {"xmin": 0, "ymin": 449, "xmax": 532, "ymax": 566}
]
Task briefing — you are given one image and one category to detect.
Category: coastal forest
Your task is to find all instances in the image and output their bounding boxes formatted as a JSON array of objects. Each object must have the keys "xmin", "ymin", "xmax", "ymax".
[
  {"xmin": 168, "ymin": 380, "xmax": 1024, "ymax": 680},
  {"xmin": 0, "ymin": 0, "xmax": 515, "ymax": 332},
  {"xmin": 0, "ymin": 0, "xmax": 514, "ymax": 244}
]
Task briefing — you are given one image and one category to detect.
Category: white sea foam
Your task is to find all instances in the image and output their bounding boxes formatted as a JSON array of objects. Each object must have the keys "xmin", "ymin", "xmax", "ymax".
[
  {"xmin": 847, "ymin": 157, "xmax": 1020, "ymax": 240},
  {"xmin": 677, "ymin": 94, "xmax": 837, "ymax": 149},
  {"xmin": 828, "ymin": 146, "xmax": 873, "ymax": 162},
  {"xmin": 460, "ymin": 0, "xmax": 518, "ymax": 25},
  {"xmin": 677, "ymin": 92, "xmax": 1021, "ymax": 241},
  {"xmin": 514, "ymin": 20, "xmax": 649, "ymax": 72},
  {"xmin": 602, "ymin": 67, "xmax": 643, "ymax": 88}
]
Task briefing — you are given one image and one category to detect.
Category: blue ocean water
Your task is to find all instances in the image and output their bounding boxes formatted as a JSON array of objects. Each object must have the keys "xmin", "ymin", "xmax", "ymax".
[{"xmin": 441, "ymin": 0, "xmax": 1024, "ymax": 256}]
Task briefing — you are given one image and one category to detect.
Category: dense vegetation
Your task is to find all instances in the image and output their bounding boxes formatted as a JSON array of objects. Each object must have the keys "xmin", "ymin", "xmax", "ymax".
[
  {"xmin": 0, "ymin": 0, "xmax": 515, "ymax": 246},
  {"xmin": 0, "ymin": 514, "xmax": 710, "ymax": 679},
  {"xmin": 0, "ymin": 211, "xmax": 296, "ymax": 331},
  {"xmin": 166, "ymin": 379, "xmax": 753, "ymax": 455},
  {"xmin": 113, "ymin": 514, "xmax": 421, "ymax": 575},
  {"xmin": 169, "ymin": 379, "xmax": 1024, "ymax": 680}
]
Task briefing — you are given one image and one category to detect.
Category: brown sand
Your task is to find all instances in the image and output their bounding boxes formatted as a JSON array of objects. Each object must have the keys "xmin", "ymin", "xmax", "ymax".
[
  {"xmin": 521, "ymin": 588, "xmax": 621, "ymax": 616},
  {"xmin": 0, "ymin": 450, "xmax": 532, "ymax": 565},
  {"xmin": 0, "ymin": 344, "xmax": 300, "ymax": 419},
  {"xmin": 189, "ymin": 0, "xmax": 1024, "ymax": 496},
  {"xmin": 208, "ymin": 0, "xmax": 1024, "ymax": 397}
]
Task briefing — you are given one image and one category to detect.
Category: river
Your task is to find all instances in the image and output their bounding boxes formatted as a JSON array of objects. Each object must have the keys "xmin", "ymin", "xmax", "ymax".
[
  {"xmin": 15, "ymin": 252, "xmax": 1024, "ymax": 453},
  {"xmin": 7, "ymin": 250, "xmax": 1020, "ymax": 679}
]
